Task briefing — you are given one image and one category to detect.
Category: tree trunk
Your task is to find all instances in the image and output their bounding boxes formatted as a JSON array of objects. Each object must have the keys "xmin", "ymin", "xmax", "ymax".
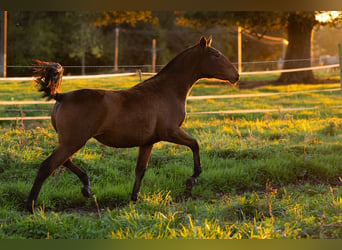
[{"xmin": 277, "ymin": 12, "xmax": 316, "ymax": 83}]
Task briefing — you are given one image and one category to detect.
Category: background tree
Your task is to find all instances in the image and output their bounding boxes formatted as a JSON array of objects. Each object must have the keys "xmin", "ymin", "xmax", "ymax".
[
  {"xmin": 92, "ymin": 11, "xmax": 162, "ymax": 72},
  {"xmin": 313, "ymin": 22, "xmax": 342, "ymax": 60},
  {"xmin": 7, "ymin": 12, "xmax": 61, "ymax": 76},
  {"xmin": 65, "ymin": 12, "xmax": 104, "ymax": 75},
  {"xmin": 93, "ymin": 11, "xmax": 158, "ymax": 27},
  {"xmin": 177, "ymin": 11, "xmax": 342, "ymax": 83},
  {"xmin": 7, "ymin": 11, "xmax": 341, "ymax": 80},
  {"xmin": 7, "ymin": 11, "xmax": 159, "ymax": 76},
  {"xmin": 277, "ymin": 12, "xmax": 317, "ymax": 83},
  {"xmin": 7, "ymin": 12, "xmax": 104, "ymax": 76}
]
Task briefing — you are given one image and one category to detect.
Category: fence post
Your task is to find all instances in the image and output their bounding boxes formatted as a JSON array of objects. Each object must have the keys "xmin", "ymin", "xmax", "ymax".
[
  {"xmin": 0, "ymin": 11, "xmax": 7, "ymax": 77},
  {"xmin": 138, "ymin": 69, "xmax": 142, "ymax": 82},
  {"xmin": 152, "ymin": 39, "xmax": 156, "ymax": 73},
  {"xmin": 237, "ymin": 26, "xmax": 242, "ymax": 74},
  {"xmin": 339, "ymin": 43, "xmax": 342, "ymax": 97},
  {"xmin": 114, "ymin": 27, "xmax": 119, "ymax": 72}
]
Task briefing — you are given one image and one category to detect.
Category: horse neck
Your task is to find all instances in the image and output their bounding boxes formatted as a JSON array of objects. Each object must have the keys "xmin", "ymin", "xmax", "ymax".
[{"xmin": 152, "ymin": 48, "xmax": 201, "ymax": 100}]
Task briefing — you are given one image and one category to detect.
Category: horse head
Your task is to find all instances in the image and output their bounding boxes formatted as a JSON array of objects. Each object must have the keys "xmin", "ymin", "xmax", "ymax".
[{"xmin": 197, "ymin": 36, "xmax": 240, "ymax": 86}]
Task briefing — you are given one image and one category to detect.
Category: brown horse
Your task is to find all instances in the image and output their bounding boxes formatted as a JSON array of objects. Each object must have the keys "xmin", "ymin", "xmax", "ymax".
[{"xmin": 27, "ymin": 36, "xmax": 239, "ymax": 213}]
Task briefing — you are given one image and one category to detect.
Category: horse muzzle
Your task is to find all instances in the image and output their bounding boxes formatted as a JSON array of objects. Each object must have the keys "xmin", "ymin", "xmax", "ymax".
[{"xmin": 228, "ymin": 74, "xmax": 240, "ymax": 86}]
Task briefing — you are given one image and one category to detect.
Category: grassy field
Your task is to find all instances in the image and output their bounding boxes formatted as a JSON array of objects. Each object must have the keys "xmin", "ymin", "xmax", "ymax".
[{"xmin": 0, "ymin": 75, "xmax": 342, "ymax": 239}]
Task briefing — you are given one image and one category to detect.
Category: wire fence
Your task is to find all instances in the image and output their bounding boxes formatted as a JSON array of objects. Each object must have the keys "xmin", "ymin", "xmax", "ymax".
[
  {"xmin": 0, "ymin": 62, "xmax": 341, "ymax": 121},
  {"xmin": 1, "ymin": 56, "xmax": 340, "ymax": 78},
  {"xmin": 0, "ymin": 63, "xmax": 340, "ymax": 82}
]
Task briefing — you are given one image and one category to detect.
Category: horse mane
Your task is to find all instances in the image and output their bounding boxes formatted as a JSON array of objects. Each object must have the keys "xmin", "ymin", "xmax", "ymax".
[
  {"xmin": 155, "ymin": 43, "xmax": 199, "ymax": 76},
  {"xmin": 33, "ymin": 60, "xmax": 64, "ymax": 101},
  {"xmin": 133, "ymin": 43, "xmax": 200, "ymax": 91}
]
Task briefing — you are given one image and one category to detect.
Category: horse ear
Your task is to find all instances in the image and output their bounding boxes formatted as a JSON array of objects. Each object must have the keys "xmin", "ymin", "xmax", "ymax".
[
  {"xmin": 207, "ymin": 35, "xmax": 212, "ymax": 47},
  {"xmin": 200, "ymin": 36, "xmax": 207, "ymax": 49}
]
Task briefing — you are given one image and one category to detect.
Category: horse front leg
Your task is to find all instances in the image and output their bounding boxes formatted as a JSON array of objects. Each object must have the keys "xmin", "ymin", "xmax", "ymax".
[
  {"xmin": 166, "ymin": 128, "xmax": 202, "ymax": 196},
  {"xmin": 131, "ymin": 144, "xmax": 154, "ymax": 202}
]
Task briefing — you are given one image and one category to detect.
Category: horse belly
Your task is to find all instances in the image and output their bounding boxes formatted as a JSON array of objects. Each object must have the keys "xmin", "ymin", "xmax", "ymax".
[{"xmin": 95, "ymin": 119, "xmax": 158, "ymax": 148}]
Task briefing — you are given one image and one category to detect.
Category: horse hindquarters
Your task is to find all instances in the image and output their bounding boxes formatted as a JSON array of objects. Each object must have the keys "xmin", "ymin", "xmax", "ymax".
[{"xmin": 27, "ymin": 94, "xmax": 102, "ymax": 212}]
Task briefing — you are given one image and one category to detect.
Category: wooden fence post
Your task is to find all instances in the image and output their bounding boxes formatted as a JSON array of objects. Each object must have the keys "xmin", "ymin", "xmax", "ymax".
[
  {"xmin": 237, "ymin": 26, "xmax": 242, "ymax": 74},
  {"xmin": 0, "ymin": 11, "xmax": 7, "ymax": 77},
  {"xmin": 152, "ymin": 39, "xmax": 156, "ymax": 73},
  {"xmin": 114, "ymin": 27, "xmax": 119, "ymax": 72},
  {"xmin": 138, "ymin": 69, "xmax": 142, "ymax": 82},
  {"xmin": 339, "ymin": 43, "xmax": 342, "ymax": 97}
]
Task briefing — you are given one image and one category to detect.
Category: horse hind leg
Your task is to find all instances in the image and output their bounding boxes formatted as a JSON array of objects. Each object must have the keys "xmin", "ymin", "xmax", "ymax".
[
  {"xmin": 63, "ymin": 159, "xmax": 93, "ymax": 198},
  {"xmin": 26, "ymin": 144, "xmax": 83, "ymax": 213}
]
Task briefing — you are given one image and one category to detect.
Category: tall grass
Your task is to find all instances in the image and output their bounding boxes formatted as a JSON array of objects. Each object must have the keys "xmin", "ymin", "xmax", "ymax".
[{"xmin": 0, "ymin": 76, "xmax": 342, "ymax": 239}]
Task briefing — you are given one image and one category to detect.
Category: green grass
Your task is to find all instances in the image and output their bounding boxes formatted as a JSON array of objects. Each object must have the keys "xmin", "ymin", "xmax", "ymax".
[{"xmin": 0, "ymin": 75, "xmax": 342, "ymax": 239}]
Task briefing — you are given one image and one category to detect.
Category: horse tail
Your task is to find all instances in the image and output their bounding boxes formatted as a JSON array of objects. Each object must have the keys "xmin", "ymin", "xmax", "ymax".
[{"xmin": 33, "ymin": 60, "xmax": 64, "ymax": 101}]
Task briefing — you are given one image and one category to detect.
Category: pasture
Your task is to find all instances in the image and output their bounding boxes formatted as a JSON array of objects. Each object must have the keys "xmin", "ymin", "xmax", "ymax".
[{"xmin": 0, "ymin": 75, "xmax": 342, "ymax": 239}]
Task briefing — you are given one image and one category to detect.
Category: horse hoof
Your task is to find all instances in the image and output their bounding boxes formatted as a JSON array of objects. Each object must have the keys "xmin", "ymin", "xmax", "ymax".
[
  {"xmin": 81, "ymin": 186, "xmax": 93, "ymax": 198},
  {"xmin": 129, "ymin": 200, "xmax": 137, "ymax": 206},
  {"xmin": 186, "ymin": 176, "xmax": 197, "ymax": 191},
  {"xmin": 26, "ymin": 201, "xmax": 34, "ymax": 214},
  {"xmin": 131, "ymin": 193, "xmax": 138, "ymax": 203}
]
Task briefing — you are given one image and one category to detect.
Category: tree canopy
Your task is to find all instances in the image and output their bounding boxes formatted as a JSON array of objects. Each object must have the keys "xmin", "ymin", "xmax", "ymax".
[
  {"xmin": 93, "ymin": 11, "xmax": 158, "ymax": 27},
  {"xmin": 4, "ymin": 11, "xmax": 342, "ymax": 82},
  {"xmin": 176, "ymin": 11, "xmax": 342, "ymax": 83}
]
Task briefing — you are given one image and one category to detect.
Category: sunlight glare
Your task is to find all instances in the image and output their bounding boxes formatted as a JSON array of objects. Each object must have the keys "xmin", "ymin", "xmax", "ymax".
[{"xmin": 315, "ymin": 11, "xmax": 340, "ymax": 23}]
